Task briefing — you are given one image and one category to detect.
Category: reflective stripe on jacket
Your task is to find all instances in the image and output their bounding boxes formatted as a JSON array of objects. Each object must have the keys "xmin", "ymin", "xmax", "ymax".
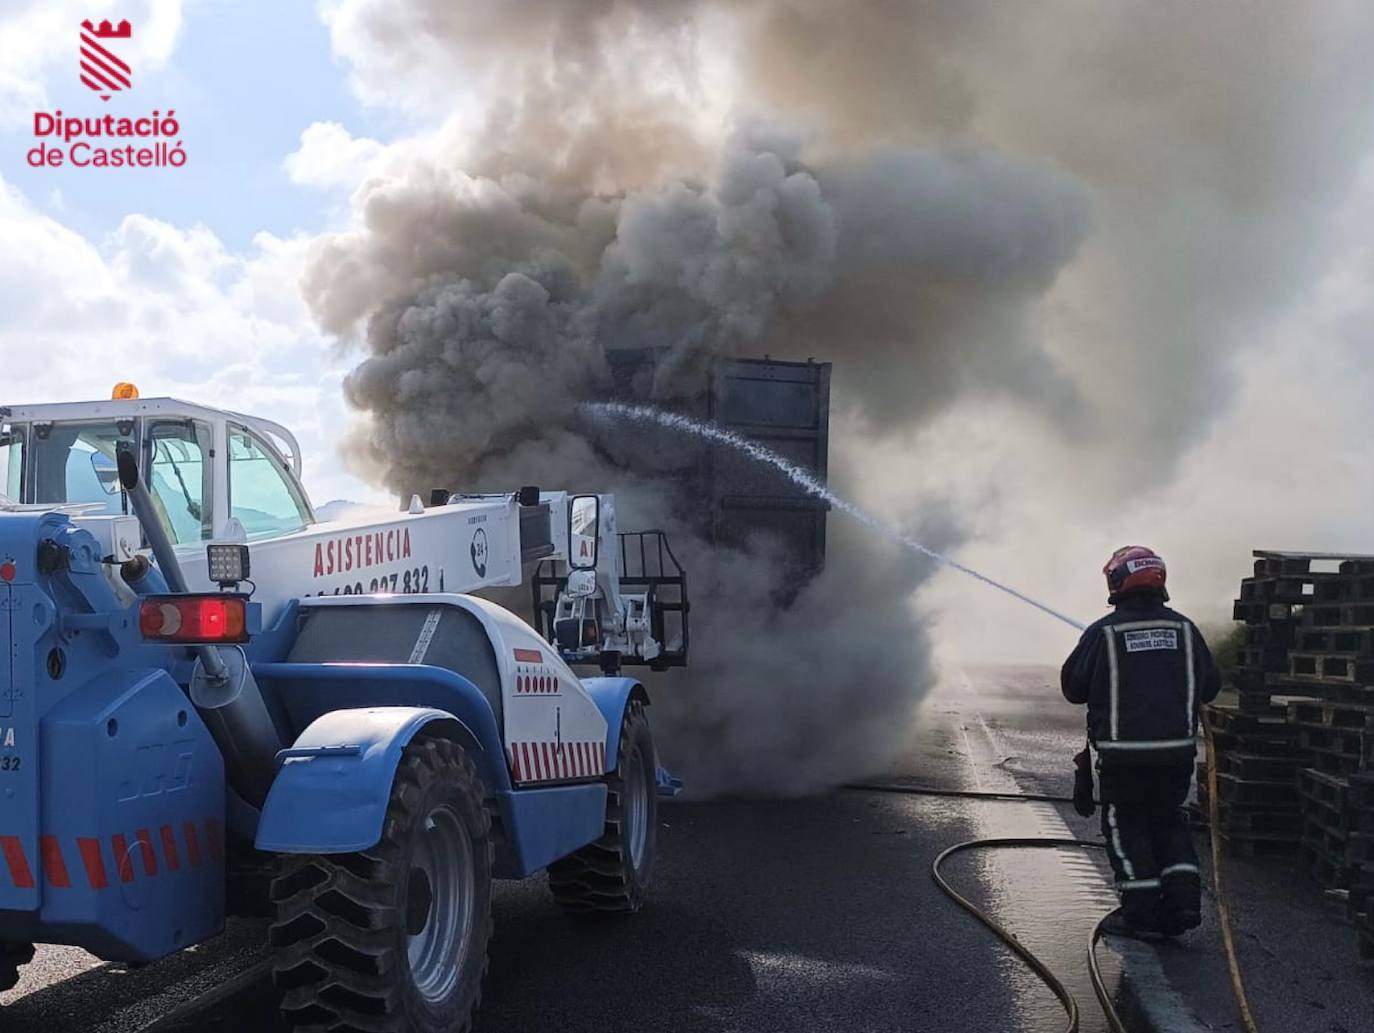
[{"xmin": 1060, "ymin": 595, "xmax": 1221, "ymax": 763}]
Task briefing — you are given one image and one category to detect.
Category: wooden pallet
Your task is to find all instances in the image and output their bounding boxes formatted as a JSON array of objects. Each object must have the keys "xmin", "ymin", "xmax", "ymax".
[
  {"xmin": 1304, "ymin": 603, "xmax": 1374, "ymax": 628},
  {"xmin": 1218, "ymin": 831, "xmax": 1300, "ymax": 859},
  {"xmin": 1238, "ymin": 576, "xmax": 1341, "ymax": 604},
  {"xmin": 1287, "ymin": 653, "xmax": 1374, "ymax": 684},
  {"xmin": 1287, "ymin": 700, "xmax": 1374, "ymax": 730},
  {"xmin": 1296, "ymin": 767, "xmax": 1350, "ymax": 810},
  {"xmin": 1294, "ymin": 626, "xmax": 1374, "ymax": 654},
  {"xmin": 1244, "ymin": 622, "xmax": 1296, "ymax": 647},
  {"xmin": 1216, "ymin": 805, "xmax": 1303, "ymax": 837},
  {"xmin": 1215, "ymin": 772, "xmax": 1298, "ymax": 808},
  {"xmin": 1206, "ymin": 704, "xmax": 1296, "ymax": 738},
  {"xmin": 1214, "ymin": 751, "xmax": 1303, "ymax": 782}
]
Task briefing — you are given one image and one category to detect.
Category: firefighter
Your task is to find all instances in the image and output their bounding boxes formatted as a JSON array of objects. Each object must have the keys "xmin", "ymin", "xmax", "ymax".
[{"xmin": 1061, "ymin": 546, "xmax": 1221, "ymax": 936}]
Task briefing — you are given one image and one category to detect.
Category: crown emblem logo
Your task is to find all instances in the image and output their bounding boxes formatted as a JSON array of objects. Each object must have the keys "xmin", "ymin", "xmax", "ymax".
[{"xmin": 79, "ymin": 18, "xmax": 133, "ymax": 101}]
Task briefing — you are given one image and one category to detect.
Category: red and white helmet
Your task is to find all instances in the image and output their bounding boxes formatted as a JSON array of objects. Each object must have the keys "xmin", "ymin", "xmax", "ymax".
[{"xmin": 1104, "ymin": 545, "xmax": 1167, "ymax": 598}]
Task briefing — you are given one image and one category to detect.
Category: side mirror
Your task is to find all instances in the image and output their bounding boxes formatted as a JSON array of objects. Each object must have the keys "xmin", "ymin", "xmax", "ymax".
[
  {"xmin": 91, "ymin": 452, "xmax": 120, "ymax": 495},
  {"xmin": 569, "ymin": 494, "xmax": 600, "ymax": 571}
]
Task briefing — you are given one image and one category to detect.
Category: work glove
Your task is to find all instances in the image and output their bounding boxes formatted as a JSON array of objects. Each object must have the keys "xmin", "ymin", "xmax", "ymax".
[{"xmin": 1073, "ymin": 745, "xmax": 1096, "ymax": 818}]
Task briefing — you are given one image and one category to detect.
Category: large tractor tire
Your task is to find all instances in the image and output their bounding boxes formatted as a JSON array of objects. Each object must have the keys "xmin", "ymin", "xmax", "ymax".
[
  {"xmin": 0, "ymin": 940, "xmax": 34, "ymax": 992},
  {"xmin": 269, "ymin": 736, "xmax": 493, "ymax": 1033},
  {"xmin": 549, "ymin": 699, "xmax": 657, "ymax": 913}
]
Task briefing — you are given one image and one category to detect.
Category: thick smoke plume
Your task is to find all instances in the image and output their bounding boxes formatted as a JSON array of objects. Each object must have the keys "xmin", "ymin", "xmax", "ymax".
[{"xmin": 304, "ymin": 1, "xmax": 1374, "ymax": 792}]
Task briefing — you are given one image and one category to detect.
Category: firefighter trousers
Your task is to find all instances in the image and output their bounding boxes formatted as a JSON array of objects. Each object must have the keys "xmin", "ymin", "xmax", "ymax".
[{"xmin": 1098, "ymin": 761, "xmax": 1201, "ymax": 932}]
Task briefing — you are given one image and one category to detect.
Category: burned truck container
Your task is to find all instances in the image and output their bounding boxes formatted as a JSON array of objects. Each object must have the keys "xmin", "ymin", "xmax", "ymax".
[{"xmin": 604, "ymin": 351, "xmax": 831, "ymax": 584}]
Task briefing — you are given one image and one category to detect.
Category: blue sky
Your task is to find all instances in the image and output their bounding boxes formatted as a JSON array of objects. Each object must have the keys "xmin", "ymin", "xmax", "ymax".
[{"xmin": 1, "ymin": 0, "xmax": 394, "ymax": 249}]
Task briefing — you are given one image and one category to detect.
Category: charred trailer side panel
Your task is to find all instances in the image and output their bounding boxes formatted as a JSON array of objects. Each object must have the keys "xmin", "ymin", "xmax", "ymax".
[{"xmin": 604, "ymin": 352, "xmax": 831, "ymax": 587}]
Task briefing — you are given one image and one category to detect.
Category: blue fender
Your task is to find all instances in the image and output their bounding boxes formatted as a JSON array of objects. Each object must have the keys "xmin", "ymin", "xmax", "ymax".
[
  {"xmin": 579, "ymin": 676, "xmax": 649, "ymax": 772},
  {"xmin": 256, "ymin": 706, "xmax": 476, "ymax": 853}
]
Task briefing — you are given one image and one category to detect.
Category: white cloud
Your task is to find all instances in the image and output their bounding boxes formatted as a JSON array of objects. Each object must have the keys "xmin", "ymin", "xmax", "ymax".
[
  {"xmin": 0, "ymin": 175, "xmax": 388, "ymax": 508},
  {"xmin": 0, "ymin": 0, "xmax": 185, "ymax": 127},
  {"xmin": 284, "ymin": 121, "xmax": 384, "ymax": 189}
]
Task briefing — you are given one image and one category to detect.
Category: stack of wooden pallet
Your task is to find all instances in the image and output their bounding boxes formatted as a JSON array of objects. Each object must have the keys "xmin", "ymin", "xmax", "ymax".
[
  {"xmin": 1214, "ymin": 550, "xmax": 1374, "ymax": 966},
  {"xmin": 1203, "ymin": 551, "xmax": 1335, "ymax": 854},
  {"xmin": 1201, "ymin": 705, "xmax": 1304, "ymax": 857}
]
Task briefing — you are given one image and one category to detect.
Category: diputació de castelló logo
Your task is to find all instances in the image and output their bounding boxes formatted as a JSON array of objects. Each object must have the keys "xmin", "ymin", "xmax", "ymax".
[{"xmin": 27, "ymin": 16, "xmax": 187, "ymax": 169}]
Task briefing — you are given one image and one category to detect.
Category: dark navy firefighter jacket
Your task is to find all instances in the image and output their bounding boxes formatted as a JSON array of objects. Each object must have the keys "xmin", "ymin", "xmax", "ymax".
[{"xmin": 1061, "ymin": 593, "xmax": 1221, "ymax": 766}]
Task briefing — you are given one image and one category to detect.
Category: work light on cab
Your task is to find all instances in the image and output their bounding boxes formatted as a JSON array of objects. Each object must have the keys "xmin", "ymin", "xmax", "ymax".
[{"xmin": 139, "ymin": 594, "xmax": 250, "ymax": 643}]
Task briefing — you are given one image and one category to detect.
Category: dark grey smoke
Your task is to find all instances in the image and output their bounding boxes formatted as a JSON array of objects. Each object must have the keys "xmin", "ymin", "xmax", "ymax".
[{"xmin": 304, "ymin": 0, "xmax": 1374, "ymax": 792}]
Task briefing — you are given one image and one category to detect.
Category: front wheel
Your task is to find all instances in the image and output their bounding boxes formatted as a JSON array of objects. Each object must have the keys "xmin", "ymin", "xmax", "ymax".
[
  {"xmin": 269, "ymin": 736, "xmax": 493, "ymax": 1033},
  {"xmin": 549, "ymin": 698, "xmax": 657, "ymax": 913}
]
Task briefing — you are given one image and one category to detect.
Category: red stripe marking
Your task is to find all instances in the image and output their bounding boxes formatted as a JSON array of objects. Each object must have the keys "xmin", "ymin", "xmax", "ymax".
[
  {"xmin": 0, "ymin": 836, "xmax": 34, "ymax": 889},
  {"xmin": 553, "ymin": 676, "xmax": 560, "ymax": 691},
  {"xmin": 541, "ymin": 742, "xmax": 553, "ymax": 780},
  {"xmin": 598, "ymin": 741, "xmax": 606, "ymax": 771},
  {"xmin": 78, "ymin": 52, "xmax": 124, "ymax": 89},
  {"xmin": 41, "ymin": 836, "xmax": 71, "ymax": 888},
  {"xmin": 580, "ymin": 741, "xmax": 590, "ymax": 775},
  {"xmin": 80, "ymin": 50, "xmax": 128, "ymax": 90},
  {"xmin": 206, "ymin": 819, "xmax": 223, "ymax": 861},
  {"xmin": 509, "ymin": 745, "xmax": 521, "ymax": 781},
  {"xmin": 79, "ymin": 73, "xmax": 112, "ymax": 96},
  {"xmin": 78, "ymin": 837, "xmax": 108, "ymax": 890},
  {"xmin": 556, "ymin": 746, "xmax": 566, "ymax": 778},
  {"xmin": 111, "ymin": 834, "xmax": 134, "ymax": 883},
  {"xmin": 160, "ymin": 826, "xmax": 180, "ymax": 872},
  {"xmin": 135, "ymin": 830, "xmax": 158, "ymax": 876},
  {"xmin": 78, "ymin": 42, "xmax": 130, "ymax": 88},
  {"xmin": 182, "ymin": 823, "xmax": 202, "ymax": 867},
  {"xmin": 514, "ymin": 647, "xmax": 543, "ymax": 663},
  {"xmin": 575, "ymin": 742, "xmax": 585, "ymax": 776},
  {"xmin": 81, "ymin": 33, "xmax": 132, "ymax": 75},
  {"xmin": 520, "ymin": 742, "xmax": 533, "ymax": 781}
]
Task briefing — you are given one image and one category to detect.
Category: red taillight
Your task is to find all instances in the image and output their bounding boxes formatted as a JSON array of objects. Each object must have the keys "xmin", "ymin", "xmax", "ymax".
[
  {"xmin": 139, "ymin": 595, "xmax": 249, "ymax": 644},
  {"xmin": 0, "ymin": 561, "xmax": 14, "ymax": 582}
]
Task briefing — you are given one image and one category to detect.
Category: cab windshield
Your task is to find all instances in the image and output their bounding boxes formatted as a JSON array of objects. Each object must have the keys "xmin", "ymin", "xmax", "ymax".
[
  {"xmin": 2, "ymin": 421, "xmax": 132, "ymax": 516},
  {"xmin": 0, "ymin": 418, "xmax": 219, "ymax": 544}
]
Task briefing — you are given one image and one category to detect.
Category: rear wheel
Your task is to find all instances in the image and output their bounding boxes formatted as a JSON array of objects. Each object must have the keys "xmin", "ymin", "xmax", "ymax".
[
  {"xmin": 0, "ymin": 940, "xmax": 33, "ymax": 992},
  {"xmin": 549, "ymin": 699, "xmax": 657, "ymax": 913},
  {"xmin": 269, "ymin": 736, "xmax": 493, "ymax": 1033}
]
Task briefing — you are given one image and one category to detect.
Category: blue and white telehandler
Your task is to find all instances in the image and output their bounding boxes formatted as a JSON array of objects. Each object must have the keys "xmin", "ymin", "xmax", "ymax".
[{"xmin": 0, "ymin": 388, "xmax": 689, "ymax": 1032}]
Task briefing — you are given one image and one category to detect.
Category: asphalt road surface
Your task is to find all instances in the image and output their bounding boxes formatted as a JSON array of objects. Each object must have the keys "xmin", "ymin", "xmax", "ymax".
[{"xmin": 2, "ymin": 666, "xmax": 1197, "ymax": 1033}]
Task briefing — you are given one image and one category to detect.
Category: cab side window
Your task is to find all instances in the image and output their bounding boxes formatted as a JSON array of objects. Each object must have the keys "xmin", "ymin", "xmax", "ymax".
[
  {"xmin": 148, "ymin": 421, "xmax": 214, "ymax": 543},
  {"xmin": 228, "ymin": 428, "xmax": 310, "ymax": 540}
]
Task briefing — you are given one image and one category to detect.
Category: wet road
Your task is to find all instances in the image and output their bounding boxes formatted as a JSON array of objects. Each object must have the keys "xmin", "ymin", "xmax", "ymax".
[{"xmin": 2, "ymin": 666, "xmax": 1174, "ymax": 1033}]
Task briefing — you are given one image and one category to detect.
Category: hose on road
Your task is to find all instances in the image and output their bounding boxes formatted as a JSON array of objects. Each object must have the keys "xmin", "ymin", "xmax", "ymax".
[
  {"xmin": 930, "ymin": 835, "xmax": 1124, "ymax": 1033},
  {"xmin": 842, "ymin": 780, "xmax": 1236, "ymax": 1033}
]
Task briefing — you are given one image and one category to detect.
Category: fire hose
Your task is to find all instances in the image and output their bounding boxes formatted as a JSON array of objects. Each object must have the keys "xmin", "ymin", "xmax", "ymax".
[{"xmin": 843, "ymin": 773, "xmax": 1261, "ymax": 1033}]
